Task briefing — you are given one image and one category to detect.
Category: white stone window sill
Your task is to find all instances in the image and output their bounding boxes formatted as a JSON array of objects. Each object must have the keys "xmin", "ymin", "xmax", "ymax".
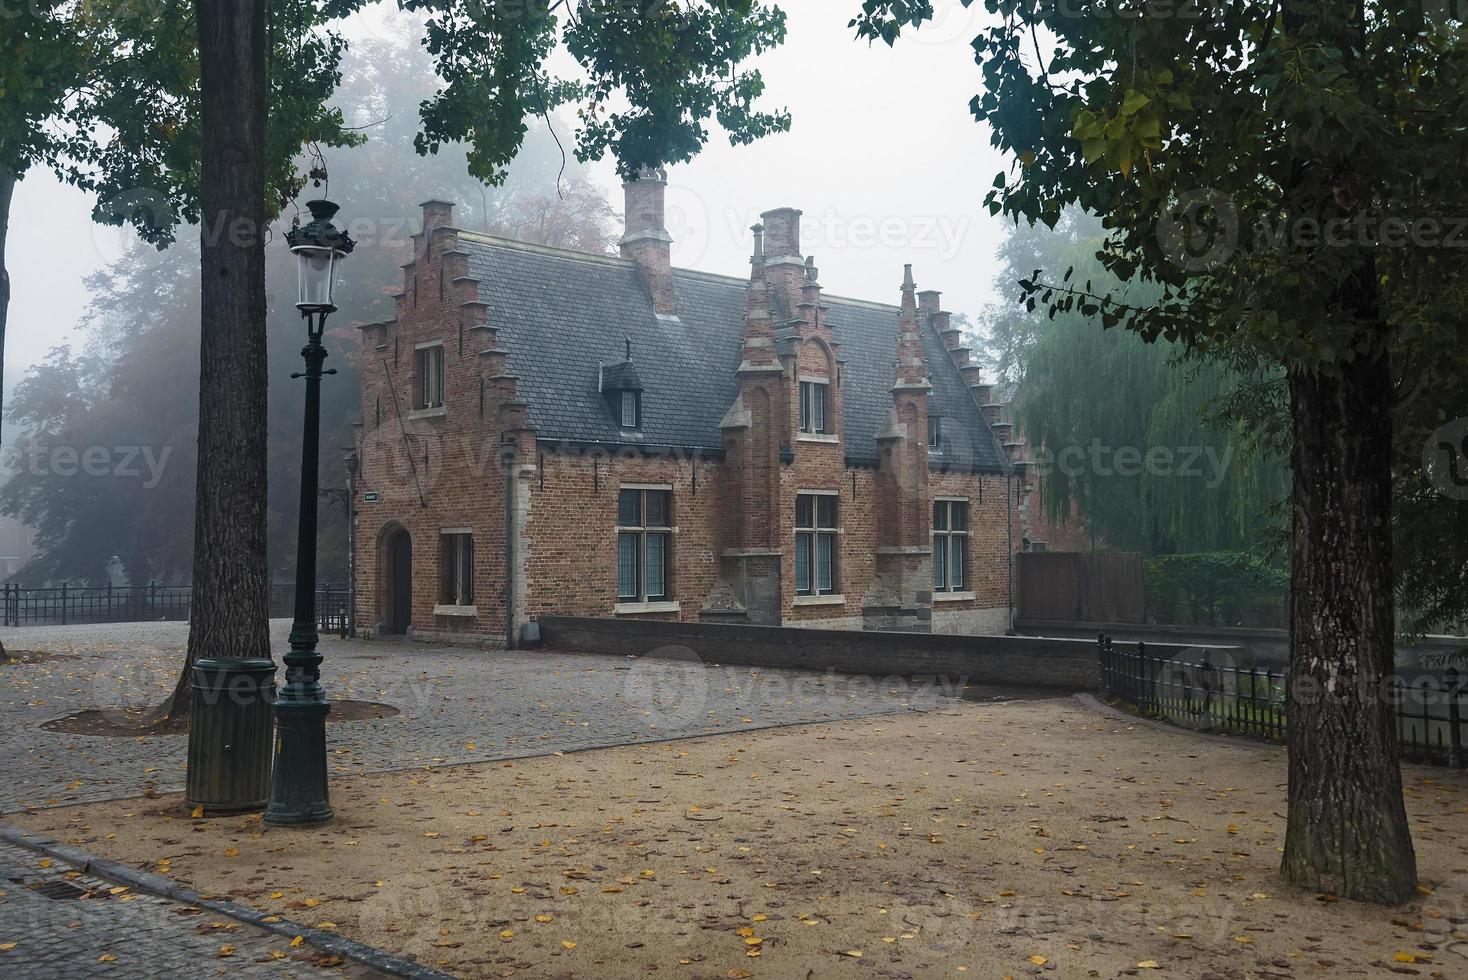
[
  {"xmin": 933, "ymin": 591, "xmax": 976, "ymax": 603},
  {"xmin": 796, "ymin": 433, "xmax": 840, "ymax": 444},
  {"xmin": 615, "ymin": 601, "xmax": 681, "ymax": 615},
  {"xmin": 433, "ymin": 604, "xmax": 477, "ymax": 617},
  {"xmin": 410, "ymin": 406, "xmax": 447, "ymax": 420},
  {"xmin": 793, "ymin": 593, "xmax": 845, "ymax": 607}
]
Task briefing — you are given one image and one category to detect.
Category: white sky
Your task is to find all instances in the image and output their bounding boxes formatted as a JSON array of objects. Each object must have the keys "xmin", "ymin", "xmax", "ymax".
[{"xmin": 6, "ymin": 0, "xmax": 1010, "ymax": 399}]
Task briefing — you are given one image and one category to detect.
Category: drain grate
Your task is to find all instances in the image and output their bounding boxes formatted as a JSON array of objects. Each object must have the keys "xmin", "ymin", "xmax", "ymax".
[{"xmin": 25, "ymin": 878, "xmax": 91, "ymax": 900}]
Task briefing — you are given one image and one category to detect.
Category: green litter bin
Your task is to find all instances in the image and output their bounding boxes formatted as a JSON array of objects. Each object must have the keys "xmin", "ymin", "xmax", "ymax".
[{"xmin": 185, "ymin": 657, "xmax": 277, "ymax": 813}]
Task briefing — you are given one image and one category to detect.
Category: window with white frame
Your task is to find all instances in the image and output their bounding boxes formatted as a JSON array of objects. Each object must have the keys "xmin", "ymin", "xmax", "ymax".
[
  {"xmin": 617, "ymin": 488, "xmax": 671, "ymax": 602},
  {"xmin": 795, "ymin": 492, "xmax": 839, "ymax": 595},
  {"xmin": 928, "ymin": 414, "xmax": 943, "ymax": 450},
  {"xmin": 932, "ymin": 500, "xmax": 968, "ymax": 592},
  {"xmin": 439, "ymin": 531, "xmax": 474, "ymax": 606},
  {"xmin": 798, "ymin": 380, "xmax": 830, "ymax": 435},
  {"xmin": 619, "ymin": 390, "xmax": 640, "ymax": 429},
  {"xmin": 416, "ymin": 344, "xmax": 445, "ymax": 410}
]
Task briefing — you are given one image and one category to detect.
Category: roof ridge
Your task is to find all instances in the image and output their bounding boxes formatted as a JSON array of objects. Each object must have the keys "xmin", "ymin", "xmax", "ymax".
[{"xmin": 458, "ymin": 230, "xmax": 900, "ymax": 313}]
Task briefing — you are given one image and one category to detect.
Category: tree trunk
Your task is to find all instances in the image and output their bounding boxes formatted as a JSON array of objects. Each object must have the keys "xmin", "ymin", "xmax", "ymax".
[
  {"xmin": 168, "ymin": 0, "xmax": 272, "ymax": 717},
  {"xmin": 0, "ymin": 169, "xmax": 15, "ymax": 663},
  {"xmin": 1281, "ymin": 332, "xmax": 1417, "ymax": 903}
]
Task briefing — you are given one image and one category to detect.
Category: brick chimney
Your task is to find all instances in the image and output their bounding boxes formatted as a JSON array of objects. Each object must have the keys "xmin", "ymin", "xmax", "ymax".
[
  {"xmin": 760, "ymin": 207, "xmax": 805, "ymax": 314},
  {"xmin": 420, "ymin": 199, "xmax": 454, "ymax": 234},
  {"xmin": 620, "ymin": 167, "xmax": 676, "ymax": 317}
]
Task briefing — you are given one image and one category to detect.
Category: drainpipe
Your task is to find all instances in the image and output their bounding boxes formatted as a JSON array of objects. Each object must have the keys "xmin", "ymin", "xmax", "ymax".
[
  {"xmin": 503, "ymin": 444, "xmax": 517, "ymax": 650},
  {"xmin": 344, "ymin": 448, "xmax": 358, "ymax": 638},
  {"xmin": 1006, "ymin": 471, "xmax": 1014, "ymax": 635}
]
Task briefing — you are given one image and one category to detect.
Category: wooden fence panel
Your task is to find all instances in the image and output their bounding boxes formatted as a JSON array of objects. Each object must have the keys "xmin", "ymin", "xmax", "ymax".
[{"xmin": 1017, "ymin": 552, "xmax": 1144, "ymax": 624}]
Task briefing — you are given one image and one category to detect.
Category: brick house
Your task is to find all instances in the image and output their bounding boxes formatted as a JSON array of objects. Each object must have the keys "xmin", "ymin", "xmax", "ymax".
[{"xmin": 352, "ymin": 170, "xmax": 1034, "ymax": 647}]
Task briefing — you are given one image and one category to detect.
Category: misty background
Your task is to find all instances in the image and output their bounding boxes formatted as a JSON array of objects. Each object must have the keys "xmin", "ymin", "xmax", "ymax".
[{"xmin": 0, "ymin": 3, "xmax": 1014, "ymax": 585}]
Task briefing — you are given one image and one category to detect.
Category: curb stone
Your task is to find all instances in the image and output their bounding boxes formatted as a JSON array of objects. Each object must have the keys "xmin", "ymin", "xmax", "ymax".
[{"xmin": 0, "ymin": 822, "xmax": 456, "ymax": 980}]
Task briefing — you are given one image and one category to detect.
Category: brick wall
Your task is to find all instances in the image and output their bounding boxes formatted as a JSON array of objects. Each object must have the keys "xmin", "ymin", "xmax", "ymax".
[
  {"xmin": 522, "ymin": 446, "xmax": 722, "ymax": 623},
  {"xmin": 353, "ymin": 202, "xmax": 511, "ymax": 646}
]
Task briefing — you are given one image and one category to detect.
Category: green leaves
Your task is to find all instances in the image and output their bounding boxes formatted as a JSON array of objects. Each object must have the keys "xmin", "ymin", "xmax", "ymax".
[{"xmin": 409, "ymin": 0, "xmax": 789, "ymax": 184}]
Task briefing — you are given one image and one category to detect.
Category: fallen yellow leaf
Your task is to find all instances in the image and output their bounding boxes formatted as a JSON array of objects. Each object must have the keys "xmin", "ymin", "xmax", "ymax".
[
  {"xmin": 191, "ymin": 805, "xmax": 205, "ymax": 818},
  {"xmin": 217, "ymin": 945, "xmax": 235, "ymax": 958},
  {"xmin": 535, "ymin": 915, "xmax": 553, "ymax": 923},
  {"xmin": 289, "ymin": 936, "xmax": 304, "ymax": 948},
  {"xmin": 561, "ymin": 940, "xmax": 577, "ymax": 950},
  {"xmin": 1028, "ymin": 955, "xmax": 1048, "ymax": 966},
  {"xmin": 1137, "ymin": 961, "xmax": 1160, "ymax": 970},
  {"xmin": 98, "ymin": 954, "xmax": 117, "ymax": 962}
]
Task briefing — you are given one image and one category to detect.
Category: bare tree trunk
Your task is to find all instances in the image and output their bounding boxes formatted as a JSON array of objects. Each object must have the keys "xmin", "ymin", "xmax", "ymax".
[
  {"xmin": 0, "ymin": 169, "xmax": 15, "ymax": 663},
  {"xmin": 168, "ymin": 0, "xmax": 271, "ymax": 717},
  {"xmin": 1281, "ymin": 329, "xmax": 1417, "ymax": 903}
]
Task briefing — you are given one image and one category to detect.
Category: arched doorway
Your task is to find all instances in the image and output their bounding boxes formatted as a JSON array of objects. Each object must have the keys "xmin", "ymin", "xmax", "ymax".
[{"xmin": 383, "ymin": 528, "xmax": 412, "ymax": 635}]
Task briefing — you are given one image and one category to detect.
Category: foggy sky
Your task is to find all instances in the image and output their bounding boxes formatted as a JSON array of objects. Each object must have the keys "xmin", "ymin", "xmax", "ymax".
[{"xmin": 6, "ymin": 1, "xmax": 1010, "ymax": 402}]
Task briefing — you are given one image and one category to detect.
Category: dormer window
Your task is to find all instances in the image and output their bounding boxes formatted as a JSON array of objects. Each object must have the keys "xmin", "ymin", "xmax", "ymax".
[
  {"xmin": 601, "ymin": 339, "xmax": 645, "ymax": 433},
  {"xmin": 928, "ymin": 415, "xmax": 943, "ymax": 450}
]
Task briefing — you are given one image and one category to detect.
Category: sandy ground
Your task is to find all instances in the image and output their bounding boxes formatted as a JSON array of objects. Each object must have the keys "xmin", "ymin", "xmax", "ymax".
[{"xmin": 13, "ymin": 696, "xmax": 1468, "ymax": 980}]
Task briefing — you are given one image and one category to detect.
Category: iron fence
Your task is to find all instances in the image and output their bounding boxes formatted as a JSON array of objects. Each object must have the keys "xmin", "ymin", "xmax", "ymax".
[
  {"xmin": 1, "ymin": 581, "xmax": 351, "ymax": 636},
  {"xmin": 1097, "ymin": 633, "xmax": 1468, "ymax": 768}
]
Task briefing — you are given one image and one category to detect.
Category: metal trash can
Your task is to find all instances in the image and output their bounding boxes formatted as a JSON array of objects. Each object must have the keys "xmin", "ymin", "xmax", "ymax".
[{"xmin": 185, "ymin": 657, "xmax": 277, "ymax": 814}]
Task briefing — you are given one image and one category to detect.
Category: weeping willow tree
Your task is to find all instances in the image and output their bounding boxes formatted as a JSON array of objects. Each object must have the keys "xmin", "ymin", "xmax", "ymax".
[{"xmin": 1004, "ymin": 224, "xmax": 1289, "ymax": 556}]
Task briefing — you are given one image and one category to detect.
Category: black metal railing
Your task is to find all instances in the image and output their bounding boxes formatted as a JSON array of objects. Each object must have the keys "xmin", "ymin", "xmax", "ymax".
[
  {"xmin": 1097, "ymin": 633, "xmax": 1468, "ymax": 768},
  {"xmin": 1, "ymin": 581, "xmax": 351, "ymax": 635}
]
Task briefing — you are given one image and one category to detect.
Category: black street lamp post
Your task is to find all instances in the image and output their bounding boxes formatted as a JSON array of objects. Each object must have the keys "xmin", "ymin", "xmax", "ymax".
[{"xmin": 266, "ymin": 198, "xmax": 353, "ymax": 826}]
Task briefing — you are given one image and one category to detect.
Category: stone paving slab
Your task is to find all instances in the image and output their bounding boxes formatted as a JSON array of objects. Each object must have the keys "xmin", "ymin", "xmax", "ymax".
[
  {"xmin": 1, "ymin": 619, "xmax": 928, "ymax": 814},
  {"xmin": 0, "ymin": 839, "xmax": 384, "ymax": 979}
]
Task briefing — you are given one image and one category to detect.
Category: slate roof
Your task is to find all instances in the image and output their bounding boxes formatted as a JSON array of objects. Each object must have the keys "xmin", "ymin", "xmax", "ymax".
[{"xmin": 462, "ymin": 233, "xmax": 1011, "ymax": 473}]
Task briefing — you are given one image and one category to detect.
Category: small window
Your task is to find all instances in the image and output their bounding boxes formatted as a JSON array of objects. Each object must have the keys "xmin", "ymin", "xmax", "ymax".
[
  {"xmin": 933, "ymin": 500, "xmax": 968, "ymax": 592},
  {"xmin": 799, "ymin": 380, "xmax": 829, "ymax": 435},
  {"xmin": 416, "ymin": 345, "xmax": 444, "ymax": 409},
  {"xmin": 617, "ymin": 488, "xmax": 671, "ymax": 602},
  {"xmin": 928, "ymin": 415, "xmax": 942, "ymax": 449},
  {"xmin": 620, "ymin": 391, "xmax": 640, "ymax": 429},
  {"xmin": 795, "ymin": 492, "xmax": 839, "ymax": 596},
  {"xmin": 439, "ymin": 532, "xmax": 474, "ymax": 606}
]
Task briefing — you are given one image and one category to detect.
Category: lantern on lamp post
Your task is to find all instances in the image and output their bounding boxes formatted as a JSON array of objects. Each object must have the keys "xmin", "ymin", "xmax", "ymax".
[{"xmin": 266, "ymin": 199, "xmax": 354, "ymax": 826}]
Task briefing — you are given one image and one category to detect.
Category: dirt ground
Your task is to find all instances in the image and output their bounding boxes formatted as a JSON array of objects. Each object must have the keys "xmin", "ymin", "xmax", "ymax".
[{"xmin": 13, "ymin": 696, "xmax": 1468, "ymax": 979}]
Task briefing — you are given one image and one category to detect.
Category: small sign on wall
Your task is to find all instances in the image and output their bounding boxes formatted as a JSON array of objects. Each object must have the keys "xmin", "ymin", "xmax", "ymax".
[{"xmin": 363, "ymin": 490, "xmax": 380, "ymax": 503}]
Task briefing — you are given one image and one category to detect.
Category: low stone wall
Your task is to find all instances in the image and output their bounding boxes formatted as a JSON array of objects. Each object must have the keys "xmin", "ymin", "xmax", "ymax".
[{"xmin": 539, "ymin": 617, "xmax": 1242, "ymax": 692}]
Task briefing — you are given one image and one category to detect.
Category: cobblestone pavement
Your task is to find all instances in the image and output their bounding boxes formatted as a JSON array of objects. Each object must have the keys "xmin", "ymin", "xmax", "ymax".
[
  {"xmin": 0, "ymin": 840, "xmax": 383, "ymax": 979},
  {"xmin": 0, "ymin": 620, "xmax": 962, "ymax": 977},
  {"xmin": 0, "ymin": 619, "xmax": 937, "ymax": 813}
]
